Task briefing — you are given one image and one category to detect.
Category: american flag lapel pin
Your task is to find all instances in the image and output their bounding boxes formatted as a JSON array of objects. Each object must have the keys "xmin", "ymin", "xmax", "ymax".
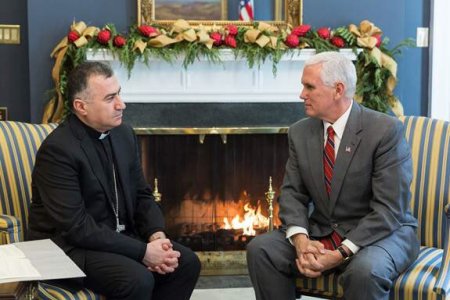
[{"xmin": 345, "ymin": 146, "xmax": 351, "ymax": 153}]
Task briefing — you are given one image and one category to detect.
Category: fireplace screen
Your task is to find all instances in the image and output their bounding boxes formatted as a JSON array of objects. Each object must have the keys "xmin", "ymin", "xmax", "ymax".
[{"xmin": 139, "ymin": 133, "xmax": 288, "ymax": 252}]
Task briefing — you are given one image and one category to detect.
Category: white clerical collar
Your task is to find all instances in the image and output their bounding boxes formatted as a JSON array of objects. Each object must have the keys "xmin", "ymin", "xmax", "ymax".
[{"xmin": 98, "ymin": 131, "xmax": 110, "ymax": 140}]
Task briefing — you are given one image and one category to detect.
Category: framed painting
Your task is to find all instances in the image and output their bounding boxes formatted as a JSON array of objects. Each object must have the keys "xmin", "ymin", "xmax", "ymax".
[
  {"xmin": 149, "ymin": 0, "xmax": 227, "ymax": 21},
  {"xmin": 138, "ymin": 0, "xmax": 302, "ymax": 27}
]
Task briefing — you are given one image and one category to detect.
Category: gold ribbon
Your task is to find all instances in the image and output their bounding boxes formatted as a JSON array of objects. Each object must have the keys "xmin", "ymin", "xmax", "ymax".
[
  {"xmin": 349, "ymin": 20, "xmax": 402, "ymax": 116},
  {"xmin": 390, "ymin": 97, "xmax": 404, "ymax": 117},
  {"xmin": 133, "ymin": 20, "xmax": 213, "ymax": 50},
  {"xmin": 133, "ymin": 39, "xmax": 148, "ymax": 54},
  {"xmin": 196, "ymin": 26, "xmax": 214, "ymax": 49},
  {"xmin": 244, "ymin": 29, "xmax": 261, "ymax": 43},
  {"xmin": 244, "ymin": 22, "xmax": 279, "ymax": 49},
  {"xmin": 179, "ymin": 29, "xmax": 197, "ymax": 42},
  {"xmin": 173, "ymin": 19, "xmax": 197, "ymax": 42},
  {"xmin": 349, "ymin": 20, "xmax": 382, "ymax": 49},
  {"xmin": 172, "ymin": 20, "xmax": 214, "ymax": 48},
  {"xmin": 148, "ymin": 35, "xmax": 179, "ymax": 48},
  {"xmin": 258, "ymin": 22, "xmax": 278, "ymax": 34},
  {"xmin": 43, "ymin": 21, "xmax": 98, "ymax": 123},
  {"xmin": 134, "ymin": 20, "xmax": 214, "ymax": 53}
]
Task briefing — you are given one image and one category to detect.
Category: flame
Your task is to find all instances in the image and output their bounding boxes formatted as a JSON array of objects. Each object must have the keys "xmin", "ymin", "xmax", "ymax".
[{"xmin": 223, "ymin": 202, "xmax": 270, "ymax": 236}]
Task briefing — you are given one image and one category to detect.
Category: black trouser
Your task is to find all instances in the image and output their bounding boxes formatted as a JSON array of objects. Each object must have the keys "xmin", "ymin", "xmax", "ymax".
[{"xmin": 83, "ymin": 242, "xmax": 200, "ymax": 300}]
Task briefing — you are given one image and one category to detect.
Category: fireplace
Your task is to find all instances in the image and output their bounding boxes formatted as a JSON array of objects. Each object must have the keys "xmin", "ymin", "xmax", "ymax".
[
  {"xmin": 138, "ymin": 128, "xmax": 288, "ymax": 274},
  {"xmin": 86, "ymin": 49, "xmax": 356, "ymax": 275}
]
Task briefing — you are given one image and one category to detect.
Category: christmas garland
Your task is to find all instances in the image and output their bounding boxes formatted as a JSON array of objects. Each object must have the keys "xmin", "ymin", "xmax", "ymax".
[{"xmin": 43, "ymin": 19, "xmax": 412, "ymax": 123}]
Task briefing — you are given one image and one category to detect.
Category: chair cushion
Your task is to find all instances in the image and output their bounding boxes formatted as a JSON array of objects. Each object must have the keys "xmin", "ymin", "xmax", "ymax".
[
  {"xmin": 296, "ymin": 270, "xmax": 343, "ymax": 298},
  {"xmin": 0, "ymin": 121, "xmax": 58, "ymax": 240},
  {"xmin": 391, "ymin": 246, "xmax": 444, "ymax": 300},
  {"xmin": 1, "ymin": 122, "xmax": 103, "ymax": 299},
  {"xmin": 296, "ymin": 247, "xmax": 444, "ymax": 299},
  {"xmin": 400, "ymin": 116, "xmax": 450, "ymax": 249},
  {"xmin": 0, "ymin": 214, "xmax": 21, "ymax": 244}
]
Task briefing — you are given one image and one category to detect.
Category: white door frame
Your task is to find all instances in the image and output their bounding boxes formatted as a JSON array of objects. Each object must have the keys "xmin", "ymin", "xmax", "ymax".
[{"xmin": 429, "ymin": 0, "xmax": 450, "ymax": 121}]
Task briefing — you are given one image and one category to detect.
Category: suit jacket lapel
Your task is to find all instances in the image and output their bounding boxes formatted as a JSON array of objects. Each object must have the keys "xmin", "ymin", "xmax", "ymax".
[
  {"xmin": 69, "ymin": 115, "xmax": 116, "ymax": 212},
  {"xmin": 110, "ymin": 129, "xmax": 134, "ymax": 222},
  {"xmin": 329, "ymin": 103, "xmax": 362, "ymax": 212},
  {"xmin": 307, "ymin": 119, "xmax": 330, "ymax": 208}
]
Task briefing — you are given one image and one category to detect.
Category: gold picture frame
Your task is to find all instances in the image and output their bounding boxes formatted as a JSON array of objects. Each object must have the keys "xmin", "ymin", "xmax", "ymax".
[{"xmin": 137, "ymin": 0, "xmax": 303, "ymax": 28}]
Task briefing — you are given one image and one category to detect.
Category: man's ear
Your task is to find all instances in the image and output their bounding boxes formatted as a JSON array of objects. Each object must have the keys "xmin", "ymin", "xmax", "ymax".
[
  {"xmin": 73, "ymin": 98, "xmax": 88, "ymax": 115},
  {"xmin": 334, "ymin": 82, "xmax": 345, "ymax": 99}
]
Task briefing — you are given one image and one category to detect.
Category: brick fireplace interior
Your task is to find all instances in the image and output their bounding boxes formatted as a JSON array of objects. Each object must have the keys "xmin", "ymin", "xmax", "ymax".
[{"xmin": 138, "ymin": 132, "xmax": 289, "ymax": 274}]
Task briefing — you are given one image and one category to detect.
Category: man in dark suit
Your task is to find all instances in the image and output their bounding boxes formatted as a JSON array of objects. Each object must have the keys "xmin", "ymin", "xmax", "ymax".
[
  {"xmin": 28, "ymin": 62, "xmax": 200, "ymax": 299},
  {"xmin": 247, "ymin": 51, "xmax": 419, "ymax": 300}
]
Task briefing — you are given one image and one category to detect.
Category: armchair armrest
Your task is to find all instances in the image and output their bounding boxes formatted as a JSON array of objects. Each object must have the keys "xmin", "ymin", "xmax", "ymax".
[
  {"xmin": 433, "ymin": 204, "xmax": 450, "ymax": 296},
  {"xmin": 0, "ymin": 214, "xmax": 22, "ymax": 244}
]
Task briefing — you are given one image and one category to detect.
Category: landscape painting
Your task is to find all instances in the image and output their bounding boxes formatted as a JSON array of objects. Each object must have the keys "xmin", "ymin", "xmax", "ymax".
[{"xmin": 154, "ymin": 0, "xmax": 226, "ymax": 20}]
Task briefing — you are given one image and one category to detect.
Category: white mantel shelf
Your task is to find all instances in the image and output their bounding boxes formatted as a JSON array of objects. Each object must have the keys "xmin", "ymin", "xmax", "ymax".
[{"xmin": 86, "ymin": 49, "xmax": 357, "ymax": 104}]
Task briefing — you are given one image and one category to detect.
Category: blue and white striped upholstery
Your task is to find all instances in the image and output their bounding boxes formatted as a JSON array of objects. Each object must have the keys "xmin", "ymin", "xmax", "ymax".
[
  {"xmin": 0, "ymin": 121, "xmax": 57, "ymax": 243},
  {"xmin": 38, "ymin": 282, "xmax": 102, "ymax": 300},
  {"xmin": 296, "ymin": 116, "xmax": 450, "ymax": 299},
  {"xmin": 0, "ymin": 121, "xmax": 103, "ymax": 300}
]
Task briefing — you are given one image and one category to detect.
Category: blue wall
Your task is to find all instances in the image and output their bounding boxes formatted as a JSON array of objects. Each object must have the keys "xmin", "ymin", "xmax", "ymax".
[
  {"xmin": 20, "ymin": 0, "xmax": 429, "ymax": 122},
  {"xmin": 0, "ymin": 0, "xmax": 30, "ymax": 121},
  {"xmin": 27, "ymin": 0, "xmax": 134, "ymax": 123},
  {"xmin": 303, "ymin": 0, "xmax": 429, "ymax": 117}
]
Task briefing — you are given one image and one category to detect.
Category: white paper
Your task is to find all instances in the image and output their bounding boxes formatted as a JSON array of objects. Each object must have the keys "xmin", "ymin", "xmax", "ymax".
[
  {"xmin": 0, "ymin": 244, "xmax": 26, "ymax": 258},
  {"xmin": 0, "ymin": 257, "xmax": 40, "ymax": 280},
  {"xmin": 0, "ymin": 239, "xmax": 85, "ymax": 284}
]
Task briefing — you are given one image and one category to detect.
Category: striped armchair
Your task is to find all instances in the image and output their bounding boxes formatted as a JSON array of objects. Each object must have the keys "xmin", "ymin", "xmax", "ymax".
[
  {"xmin": 296, "ymin": 116, "xmax": 450, "ymax": 299},
  {"xmin": 0, "ymin": 121, "xmax": 103, "ymax": 300}
]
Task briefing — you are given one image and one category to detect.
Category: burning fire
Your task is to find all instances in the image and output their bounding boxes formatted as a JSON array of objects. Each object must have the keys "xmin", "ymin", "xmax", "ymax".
[{"xmin": 223, "ymin": 202, "xmax": 270, "ymax": 236}]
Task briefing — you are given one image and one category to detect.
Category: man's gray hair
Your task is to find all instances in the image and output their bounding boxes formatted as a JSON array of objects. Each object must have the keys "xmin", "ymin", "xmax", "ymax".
[{"xmin": 304, "ymin": 51, "xmax": 357, "ymax": 98}]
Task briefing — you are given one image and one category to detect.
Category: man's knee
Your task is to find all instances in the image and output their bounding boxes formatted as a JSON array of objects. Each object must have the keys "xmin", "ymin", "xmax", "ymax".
[
  {"xmin": 247, "ymin": 233, "xmax": 285, "ymax": 270},
  {"xmin": 341, "ymin": 248, "xmax": 395, "ymax": 297},
  {"xmin": 343, "ymin": 259, "xmax": 377, "ymax": 283},
  {"xmin": 182, "ymin": 248, "xmax": 201, "ymax": 276},
  {"xmin": 247, "ymin": 234, "xmax": 268, "ymax": 261},
  {"xmin": 114, "ymin": 267, "xmax": 154, "ymax": 299},
  {"xmin": 175, "ymin": 243, "xmax": 200, "ymax": 271},
  {"xmin": 341, "ymin": 264, "xmax": 392, "ymax": 298}
]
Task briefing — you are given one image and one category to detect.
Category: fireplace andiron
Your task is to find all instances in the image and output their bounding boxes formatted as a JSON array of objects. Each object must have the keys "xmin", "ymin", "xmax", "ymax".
[{"xmin": 265, "ymin": 177, "xmax": 275, "ymax": 232}]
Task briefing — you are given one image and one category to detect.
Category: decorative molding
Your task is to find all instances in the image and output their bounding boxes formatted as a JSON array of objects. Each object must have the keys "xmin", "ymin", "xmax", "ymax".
[{"xmin": 133, "ymin": 126, "xmax": 289, "ymax": 135}]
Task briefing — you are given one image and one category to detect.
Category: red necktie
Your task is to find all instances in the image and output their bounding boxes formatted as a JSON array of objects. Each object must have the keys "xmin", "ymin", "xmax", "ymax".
[
  {"xmin": 319, "ymin": 231, "xmax": 343, "ymax": 250},
  {"xmin": 319, "ymin": 126, "xmax": 343, "ymax": 250},
  {"xmin": 324, "ymin": 126, "xmax": 335, "ymax": 196}
]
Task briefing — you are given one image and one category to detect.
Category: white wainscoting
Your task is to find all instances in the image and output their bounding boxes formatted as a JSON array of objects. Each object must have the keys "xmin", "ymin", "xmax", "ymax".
[{"xmin": 86, "ymin": 49, "xmax": 357, "ymax": 104}]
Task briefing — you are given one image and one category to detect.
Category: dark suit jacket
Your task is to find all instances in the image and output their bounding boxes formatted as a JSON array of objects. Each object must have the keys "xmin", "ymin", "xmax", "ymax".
[
  {"xmin": 28, "ymin": 115, "xmax": 164, "ymax": 271},
  {"xmin": 279, "ymin": 103, "xmax": 419, "ymax": 272}
]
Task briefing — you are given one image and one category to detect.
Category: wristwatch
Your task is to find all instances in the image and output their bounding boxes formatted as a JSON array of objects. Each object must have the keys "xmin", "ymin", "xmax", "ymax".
[{"xmin": 337, "ymin": 245, "xmax": 352, "ymax": 261}]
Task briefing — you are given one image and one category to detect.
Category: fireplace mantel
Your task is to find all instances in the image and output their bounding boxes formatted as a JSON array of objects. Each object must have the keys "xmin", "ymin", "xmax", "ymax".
[{"xmin": 86, "ymin": 49, "xmax": 357, "ymax": 104}]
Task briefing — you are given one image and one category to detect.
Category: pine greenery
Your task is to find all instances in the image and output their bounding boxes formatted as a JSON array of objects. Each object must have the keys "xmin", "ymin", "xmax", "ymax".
[{"xmin": 51, "ymin": 21, "xmax": 412, "ymax": 119}]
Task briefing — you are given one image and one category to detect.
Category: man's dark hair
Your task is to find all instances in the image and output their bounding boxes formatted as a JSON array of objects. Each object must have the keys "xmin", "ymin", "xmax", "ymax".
[{"xmin": 67, "ymin": 61, "xmax": 114, "ymax": 109}]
